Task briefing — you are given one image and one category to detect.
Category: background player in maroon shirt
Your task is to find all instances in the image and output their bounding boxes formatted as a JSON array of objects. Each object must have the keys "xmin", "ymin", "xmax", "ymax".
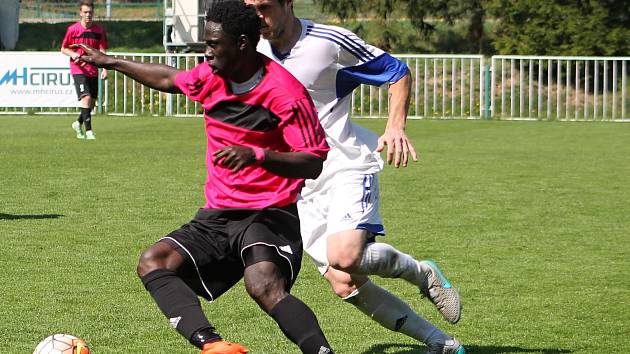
[
  {"xmin": 61, "ymin": 0, "xmax": 107, "ymax": 140},
  {"xmin": 73, "ymin": 2, "xmax": 334, "ymax": 354}
]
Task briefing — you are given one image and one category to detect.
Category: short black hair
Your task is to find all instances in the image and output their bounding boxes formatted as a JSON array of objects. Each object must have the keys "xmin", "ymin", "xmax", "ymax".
[{"xmin": 206, "ymin": 1, "xmax": 261, "ymax": 47}]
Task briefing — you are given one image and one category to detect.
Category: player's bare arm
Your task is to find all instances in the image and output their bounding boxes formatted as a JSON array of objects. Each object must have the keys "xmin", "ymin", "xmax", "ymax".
[
  {"xmin": 99, "ymin": 47, "xmax": 108, "ymax": 80},
  {"xmin": 71, "ymin": 43, "xmax": 181, "ymax": 93},
  {"xmin": 213, "ymin": 146, "xmax": 324, "ymax": 179},
  {"xmin": 377, "ymin": 71, "xmax": 418, "ymax": 168}
]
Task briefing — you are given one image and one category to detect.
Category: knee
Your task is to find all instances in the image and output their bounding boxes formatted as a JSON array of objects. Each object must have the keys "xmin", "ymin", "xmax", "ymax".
[
  {"xmin": 136, "ymin": 242, "xmax": 177, "ymax": 278},
  {"xmin": 245, "ymin": 279, "xmax": 269, "ymax": 302},
  {"xmin": 328, "ymin": 249, "xmax": 361, "ymax": 272},
  {"xmin": 137, "ymin": 248, "xmax": 159, "ymax": 278},
  {"xmin": 246, "ymin": 277, "xmax": 286, "ymax": 311},
  {"xmin": 244, "ymin": 264, "xmax": 287, "ymax": 312},
  {"xmin": 326, "ymin": 232, "xmax": 366, "ymax": 272}
]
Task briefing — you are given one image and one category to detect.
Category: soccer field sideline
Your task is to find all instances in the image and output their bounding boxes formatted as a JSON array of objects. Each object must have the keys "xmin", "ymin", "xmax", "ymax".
[{"xmin": 1, "ymin": 115, "xmax": 629, "ymax": 353}]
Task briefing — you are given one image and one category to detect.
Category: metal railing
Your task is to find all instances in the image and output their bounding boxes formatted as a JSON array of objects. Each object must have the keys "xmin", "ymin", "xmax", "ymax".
[
  {"xmin": 20, "ymin": 0, "xmax": 163, "ymax": 21},
  {"xmin": 99, "ymin": 53, "xmax": 487, "ymax": 119},
  {"xmin": 102, "ymin": 53, "xmax": 202, "ymax": 116},
  {"xmin": 3, "ymin": 53, "xmax": 629, "ymax": 122},
  {"xmin": 354, "ymin": 54, "xmax": 485, "ymax": 119},
  {"xmin": 491, "ymin": 56, "xmax": 629, "ymax": 121}
]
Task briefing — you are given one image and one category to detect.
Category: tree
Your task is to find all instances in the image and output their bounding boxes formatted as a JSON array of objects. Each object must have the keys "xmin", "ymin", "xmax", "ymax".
[
  {"xmin": 313, "ymin": 0, "xmax": 629, "ymax": 56},
  {"xmin": 313, "ymin": 0, "xmax": 489, "ymax": 53},
  {"xmin": 487, "ymin": 0, "xmax": 630, "ymax": 56}
]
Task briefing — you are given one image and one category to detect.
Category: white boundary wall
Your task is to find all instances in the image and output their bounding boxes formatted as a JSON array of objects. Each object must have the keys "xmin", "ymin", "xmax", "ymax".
[{"xmin": 0, "ymin": 52, "xmax": 79, "ymax": 108}]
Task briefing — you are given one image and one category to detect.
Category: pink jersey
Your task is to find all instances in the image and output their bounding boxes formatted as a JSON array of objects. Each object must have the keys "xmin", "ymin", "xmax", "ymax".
[
  {"xmin": 175, "ymin": 55, "xmax": 329, "ymax": 209},
  {"xmin": 61, "ymin": 22, "xmax": 107, "ymax": 77}
]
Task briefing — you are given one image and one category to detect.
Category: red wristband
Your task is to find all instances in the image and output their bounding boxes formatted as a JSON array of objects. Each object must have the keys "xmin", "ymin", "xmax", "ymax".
[{"xmin": 253, "ymin": 147, "xmax": 265, "ymax": 165}]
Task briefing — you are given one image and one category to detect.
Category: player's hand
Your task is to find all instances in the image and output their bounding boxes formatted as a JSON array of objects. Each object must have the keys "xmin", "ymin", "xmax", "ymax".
[
  {"xmin": 212, "ymin": 146, "xmax": 257, "ymax": 172},
  {"xmin": 70, "ymin": 44, "xmax": 112, "ymax": 68},
  {"xmin": 70, "ymin": 52, "xmax": 87, "ymax": 67},
  {"xmin": 377, "ymin": 127, "xmax": 418, "ymax": 168}
]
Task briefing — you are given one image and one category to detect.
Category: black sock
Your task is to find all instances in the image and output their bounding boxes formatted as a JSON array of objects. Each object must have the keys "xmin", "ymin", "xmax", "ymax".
[
  {"xmin": 269, "ymin": 295, "xmax": 334, "ymax": 354},
  {"xmin": 190, "ymin": 327, "xmax": 221, "ymax": 349},
  {"xmin": 77, "ymin": 110, "xmax": 84, "ymax": 125},
  {"xmin": 140, "ymin": 269, "xmax": 218, "ymax": 349},
  {"xmin": 81, "ymin": 107, "xmax": 92, "ymax": 131}
]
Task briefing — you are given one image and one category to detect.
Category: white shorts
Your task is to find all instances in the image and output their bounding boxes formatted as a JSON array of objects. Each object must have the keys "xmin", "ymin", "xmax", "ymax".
[{"xmin": 298, "ymin": 172, "xmax": 385, "ymax": 274}]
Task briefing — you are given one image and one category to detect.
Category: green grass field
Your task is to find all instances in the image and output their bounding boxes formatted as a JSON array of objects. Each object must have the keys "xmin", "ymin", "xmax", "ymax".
[{"xmin": 1, "ymin": 116, "xmax": 629, "ymax": 353}]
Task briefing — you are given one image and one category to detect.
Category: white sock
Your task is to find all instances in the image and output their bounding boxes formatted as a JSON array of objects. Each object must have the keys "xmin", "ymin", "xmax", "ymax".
[
  {"xmin": 355, "ymin": 242, "xmax": 421, "ymax": 285},
  {"xmin": 344, "ymin": 280, "xmax": 447, "ymax": 345}
]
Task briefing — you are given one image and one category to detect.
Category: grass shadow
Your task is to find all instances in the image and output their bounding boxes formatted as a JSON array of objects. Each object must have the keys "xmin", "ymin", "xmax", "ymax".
[
  {"xmin": 462, "ymin": 345, "xmax": 573, "ymax": 354},
  {"xmin": 361, "ymin": 343, "xmax": 574, "ymax": 354},
  {"xmin": 0, "ymin": 213, "xmax": 64, "ymax": 220}
]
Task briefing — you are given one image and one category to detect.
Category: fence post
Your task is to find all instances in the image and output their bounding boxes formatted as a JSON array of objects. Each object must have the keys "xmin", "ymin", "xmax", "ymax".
[
  {"xmin": 97, "ymin": 68, "xmax": 103, "ymax": 114},
  {"xmin": 106, "ymin": 0, "xmax": 112, "ymax": 18},
  {"xmin": 484, "ymin": 64, "xmax": 491, "ymax": 119},
  {"xmin": 166, "ymin": 55, "xmax": 176, "ymax": 116}
]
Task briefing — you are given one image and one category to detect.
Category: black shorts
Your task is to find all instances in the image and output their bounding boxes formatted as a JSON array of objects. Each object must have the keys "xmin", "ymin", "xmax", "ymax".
[
  {"xmin": 72, "ymin": 74, "xmax": 98, "ymax": 100},
  {"xmin": 161, "ymin": 204, "xmax": 303, "ymax": 301}
]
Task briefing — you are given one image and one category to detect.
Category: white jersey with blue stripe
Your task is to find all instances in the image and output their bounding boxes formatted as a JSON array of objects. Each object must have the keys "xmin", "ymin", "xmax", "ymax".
[{"xmin": 257, "ymin": 19, "xmax": 409, "ymax": 197}]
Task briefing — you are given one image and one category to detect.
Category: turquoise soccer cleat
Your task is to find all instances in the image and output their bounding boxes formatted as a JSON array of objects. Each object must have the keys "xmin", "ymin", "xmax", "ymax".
[{"xmin": 418, "ymin": 260, "xmax": 462, "ymax": 324}]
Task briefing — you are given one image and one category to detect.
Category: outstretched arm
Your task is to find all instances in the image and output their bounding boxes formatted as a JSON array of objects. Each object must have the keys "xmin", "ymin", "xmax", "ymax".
[
  {"xmin": 71, "ymin": 44, "xmax": 182, "ymax": 93},
  {"xmin": 99, "ymin": 47, "xmax": 108, "ymax": 80},
  {"xmin": 377, "ymin": 71, "xmax": 419, "ymax": 168}
]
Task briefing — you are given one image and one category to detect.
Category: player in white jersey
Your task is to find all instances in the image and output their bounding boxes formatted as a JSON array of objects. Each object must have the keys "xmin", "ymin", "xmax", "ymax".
[{"xmin": 246, "ymin": 1, "xmax": 465, "ymax": 353}]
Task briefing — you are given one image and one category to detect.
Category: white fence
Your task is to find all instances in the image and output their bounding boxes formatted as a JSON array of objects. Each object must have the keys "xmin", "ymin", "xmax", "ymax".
[
  {"xmin": 354, "ymin": 54, "xmax": 486, "ymax": 119},
  {"xmin": 97, "ymin": 53, "xmax": 487, "ymax": 119},
  {"xmin": 491, "ymin": 56, "xmax": 629, "ymax": 121},
  {"xmin": 2, "ymin": 53, "xmax": 629, "ymax": 121}
]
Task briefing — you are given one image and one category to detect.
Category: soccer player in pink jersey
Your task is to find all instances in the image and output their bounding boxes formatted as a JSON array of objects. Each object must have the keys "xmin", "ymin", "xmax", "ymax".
[
  {"xmin": 61, "ymin": 0, "xmax": 107, "ymax": 140},
  {"xmin": 73, "ymin": 2, "xmax": 335, "ymax": 354}
]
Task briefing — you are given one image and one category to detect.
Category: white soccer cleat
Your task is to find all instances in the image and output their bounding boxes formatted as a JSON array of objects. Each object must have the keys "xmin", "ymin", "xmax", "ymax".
[
  {"xmin": 426, "ymin": 337, "xmax": 465, "ymax": 354},
  {"xmin": 418, "ymin": 260, "xmax": 461, "ymax": 324},
  {"xmin": 72, "ymin": 121, "xmax": 85, "ymax": 139},
  {"xmin": 85, "ymin": 130, "xmax": 96, "ymax": 140}
]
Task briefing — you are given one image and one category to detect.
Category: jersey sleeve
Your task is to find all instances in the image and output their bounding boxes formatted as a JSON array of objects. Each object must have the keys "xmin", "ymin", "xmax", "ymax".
[
  {"xmin": 174, "ymin": 63, "xmax": 212, "ymax": 102},
  {"xmin": 61, "ymin": 26, "xmax": 74, "ymax": 48},
  {"xmin": 335, "ymin": 28, "xmax": 409, "ymax": 99},
  {"xmin": 280, "ymin": 98, "xmax": 329, "ymax": 159}
]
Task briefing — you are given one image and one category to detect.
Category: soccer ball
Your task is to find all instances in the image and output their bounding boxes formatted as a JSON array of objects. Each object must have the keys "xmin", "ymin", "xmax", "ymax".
[{"xmin": 33, "ymin": 334, "xmax": 90, "ymax": 354}]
